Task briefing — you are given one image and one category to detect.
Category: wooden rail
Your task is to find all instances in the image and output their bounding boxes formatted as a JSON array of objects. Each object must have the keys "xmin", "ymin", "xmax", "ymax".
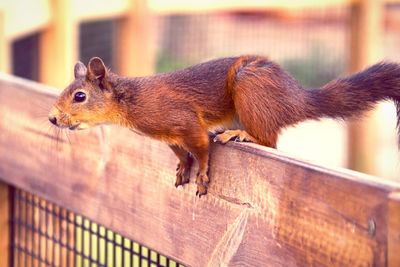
[{"xmin": 0, "ymin": 75, "xmax": 400, "ymax": 266}]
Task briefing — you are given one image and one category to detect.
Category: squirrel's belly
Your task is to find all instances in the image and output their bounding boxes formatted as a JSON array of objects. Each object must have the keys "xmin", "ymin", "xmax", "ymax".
[{"xmin": 129, "ymin": 127, "xmax": 183, "ymax": 146}]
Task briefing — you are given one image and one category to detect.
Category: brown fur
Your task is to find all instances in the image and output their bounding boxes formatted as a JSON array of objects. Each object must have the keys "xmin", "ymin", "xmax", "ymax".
[{"xmin": 49, "ymin": 56, "xmax": 400, "ymax": 196}]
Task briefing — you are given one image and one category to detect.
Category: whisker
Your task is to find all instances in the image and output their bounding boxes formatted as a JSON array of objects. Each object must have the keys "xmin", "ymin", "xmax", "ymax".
[
  {"xmin": 56, "ymin": 128, "xmax": 62, "ymax": 168},
  {"xmin": 37, "ymin": 120, "xmax": 51, "ymax": 129},
  {"xmin": 45, "ymin": 126, "xmax": 57, "ymax": 162},
  {"xmin": 43, "ymin": 124, "xmax": 57, "ymax": 155},
  {"xmin": 30, "ymin": 102, "xmax": 52, "ymax": 112},
  {"xmin": 69, "ymin": 130, "xmax": 80, "ymax": 146},
  {"xmin": 64, "ymin": 129, "xmax": 72, "ymax": 146},
  {"xmin": 31, "ymin": 114, "xmax": 50, "ymax": 120}
]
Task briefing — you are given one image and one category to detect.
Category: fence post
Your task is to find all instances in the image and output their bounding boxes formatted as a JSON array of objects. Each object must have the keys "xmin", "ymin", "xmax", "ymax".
[
  {"xmin": 115, "ymin": 0, "xmax": 156, "ymax": 76},
  {"xmin": 0, "ymin": 11, "xmax": 10, "ymax": 74},
  {"xmin": 0, "ymin": 182, "xmax": 11, "ymax": 267},
  {"xmin": 347, "ymin": 0, "xmax": 383, "ymax": 175},
  {"xmin": 39, "ymin": 0, "xmax": 77, "ymax": 88}
]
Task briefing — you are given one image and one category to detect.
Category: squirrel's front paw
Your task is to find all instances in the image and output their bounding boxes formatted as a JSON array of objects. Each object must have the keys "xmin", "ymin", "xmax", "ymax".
[
  {"xmin": 195, "ymin": 174, "xmax": 209, "ymax": 197},
  {"xmin": 174, "ymin": 158, "xmax": 193, "ymax": 187},
  {"xmin": 196, "ymin": 184, "xmax": 207, "ymax": 197}
]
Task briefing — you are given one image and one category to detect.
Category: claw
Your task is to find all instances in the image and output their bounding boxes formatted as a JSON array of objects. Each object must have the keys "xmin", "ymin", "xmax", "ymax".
[
  {"xmin": 196, "ymin": 183, "xmax": 208, "ymax": 197},
  {"xmin": 175, "ymin": 177, "xmax": 190, "ymax": 188},
  {"xmin": 175, "ymin": 159, "xmax": 192, "ymax": 188},
  {"xmin": 196, "ymin": 190, "xmax": 206, "ymax": 198}
]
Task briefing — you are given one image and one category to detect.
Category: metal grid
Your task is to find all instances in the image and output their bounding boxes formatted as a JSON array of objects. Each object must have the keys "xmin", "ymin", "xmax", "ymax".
[
  {"xmin": 79, "ymin": 19, "xmax": 117, "ymax": 71},
  {"xmin": 155, "ymin": 5, "xmax": 400, "ymax": 84},
  {"xmin": 10, "ymin": 188, "xmax": 185, "ymax": 267},
  {"xmin": 155, "ymin": 10, "xmax": 349, "ymax": 87},
  {"xmin": 11, "ymin": 33, "xmax": 40, "ymax": 81}
]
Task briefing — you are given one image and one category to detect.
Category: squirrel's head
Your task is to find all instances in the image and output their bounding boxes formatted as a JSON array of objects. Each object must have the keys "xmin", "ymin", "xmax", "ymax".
[{"xmin": 48, "ymin": 57, "xmax": 118, "ymax": 130}]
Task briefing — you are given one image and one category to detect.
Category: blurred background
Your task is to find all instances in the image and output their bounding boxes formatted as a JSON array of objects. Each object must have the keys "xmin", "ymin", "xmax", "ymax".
[{"xmin": 1, "ymin": 0, "xmax": 400, "ymax": 181}]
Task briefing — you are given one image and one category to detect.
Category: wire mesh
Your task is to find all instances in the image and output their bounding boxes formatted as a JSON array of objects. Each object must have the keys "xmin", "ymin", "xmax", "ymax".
[
  {"xmin": 154, "ymin": 9, "xmax": 349, "ymax": 87},
  {"xmin": 10, "ymin": 188, "xmax": 185, "ymax": 267},
  {"xmin": 11, "ymin": 33, "xmax": 40, "ymax": 81},
  {"xmin": 79, "ymin": 19, "xmax": 118, "ymax": 71},
  {"xmin": 154, "ymin": 5, "xmax": 400, "ymax": 85}
]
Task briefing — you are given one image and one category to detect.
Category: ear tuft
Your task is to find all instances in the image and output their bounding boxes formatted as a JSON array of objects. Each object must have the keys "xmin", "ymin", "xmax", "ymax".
[
  {"xmin": 88, "ymin": 57, "xmax": 107, "ymax": 80},
  {"xmin": 74, "ymin": 61, "xmax": 87, "ymax": 79}
]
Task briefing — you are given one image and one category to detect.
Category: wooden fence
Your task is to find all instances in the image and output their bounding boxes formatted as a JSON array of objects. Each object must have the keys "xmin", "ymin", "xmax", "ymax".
[{"xmin": 1, "ymin": 74, "xmax": 400, "ymax": 266}]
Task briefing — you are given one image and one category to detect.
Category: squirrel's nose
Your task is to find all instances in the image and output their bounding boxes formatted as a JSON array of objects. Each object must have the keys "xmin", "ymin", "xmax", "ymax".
[{"xmin": 49, "ymin": 116, "xmax": 57, "ymax": 125}]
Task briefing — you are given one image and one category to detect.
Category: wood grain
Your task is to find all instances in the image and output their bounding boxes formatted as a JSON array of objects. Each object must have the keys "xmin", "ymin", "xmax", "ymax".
[
  {"xmin": 0, "ymin": 74, "xmax": 400, "ymax": 266},
  {"xmin": 388, "ymin": 192, "xmax": 400, "ymax": 267}
]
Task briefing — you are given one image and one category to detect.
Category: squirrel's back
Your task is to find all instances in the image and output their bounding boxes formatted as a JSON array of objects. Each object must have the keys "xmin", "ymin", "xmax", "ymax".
[{"xmin": 115, "ymin": 57, "xmax": 239, "ymax": 131}]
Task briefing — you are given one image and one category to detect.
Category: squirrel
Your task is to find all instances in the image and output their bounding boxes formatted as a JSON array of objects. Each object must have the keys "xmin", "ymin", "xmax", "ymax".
[{"xmin": 49, "ymin": 55, "xmax": 400, "ymax": 196}]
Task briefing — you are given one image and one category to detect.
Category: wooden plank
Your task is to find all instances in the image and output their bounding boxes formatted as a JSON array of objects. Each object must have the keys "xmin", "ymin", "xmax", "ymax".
[
  {"xmin": 388, "ymin": 192, "xmax": 400, "ymax": 267},
  {"xmin": 347, "ymin": 0, "xmax": 383, "ymax": 175},
  {"xmin": 0, "ymin": 182, "xmax": 10, "ymax": 267},
  {"xmin": 0, "ymin": 75, "xmax": 400, "ymax": 266}
]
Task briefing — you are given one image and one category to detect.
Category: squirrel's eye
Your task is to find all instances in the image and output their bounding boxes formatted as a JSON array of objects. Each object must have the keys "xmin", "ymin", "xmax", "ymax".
[{"xmin": 74, "ymin": 91, "xmax": 86, "ymax": 102}]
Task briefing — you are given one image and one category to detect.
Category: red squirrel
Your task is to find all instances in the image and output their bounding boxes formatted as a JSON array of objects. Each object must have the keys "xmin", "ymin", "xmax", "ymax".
[{"xmin": 49, "ymin": 55, "xmax": 400, "ymax": 196}]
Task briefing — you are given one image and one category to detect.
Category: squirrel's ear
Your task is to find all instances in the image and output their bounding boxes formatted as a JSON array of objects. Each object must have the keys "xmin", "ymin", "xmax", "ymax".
[
  {"xmin": 87, "ymin": 57, "xmax": 107, "ymax": 81},
  {"xmin": 74, "ymin": 61, "xmax": 87, "ymax": 79}
]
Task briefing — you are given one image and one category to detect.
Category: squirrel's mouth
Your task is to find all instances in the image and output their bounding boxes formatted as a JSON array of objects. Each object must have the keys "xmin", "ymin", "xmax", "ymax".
[
  {"xmin": 68, "ymin": 123, "xmax": 80, "ymax": 130},
  {"xmin": 68, "ymin": 122, "xmax": 90, "ymax": 130}
]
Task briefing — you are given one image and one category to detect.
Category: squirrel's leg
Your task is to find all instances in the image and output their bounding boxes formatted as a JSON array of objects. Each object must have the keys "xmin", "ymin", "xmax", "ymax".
[
  {"xmin": 184, "ymin": 133, "xmax": 210, "ymax": 197},
  {"xmin": 213, "ymin": 129, "xmax": 257, "ymax": 144},
  {"xmin": 230, "ymin": 99, "xmax": 279, "ymax": 148},
  {"xmin": 193, "ymin": 147, "xmax": 209, "ymax": 197},
  {"xmin": 169, "ymin": 145, "xmax": 193, "ymax": 187}
]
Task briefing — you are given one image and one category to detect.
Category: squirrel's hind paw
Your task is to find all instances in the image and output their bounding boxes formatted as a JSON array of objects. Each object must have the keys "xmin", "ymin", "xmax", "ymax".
[{"xmin": 213, "ymin": 130, "xmax": 256, "ymax": 144}]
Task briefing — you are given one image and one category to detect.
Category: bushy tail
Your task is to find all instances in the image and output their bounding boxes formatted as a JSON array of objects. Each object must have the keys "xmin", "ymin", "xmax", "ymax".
[{"xmin": 307, "ymin": 62, "xmax": 400, "ymax": 140}]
